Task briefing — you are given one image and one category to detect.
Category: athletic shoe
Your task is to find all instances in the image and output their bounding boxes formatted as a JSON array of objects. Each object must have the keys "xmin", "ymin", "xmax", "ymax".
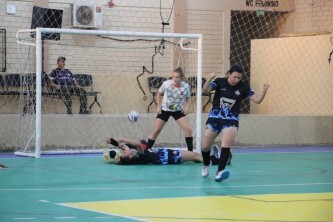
[
  {"xmin": 103, "ymin": 148, "xmax": 112, "ymax": 163},
  {"xmin": 210, "ymin": 145, "xmax": 219, "ymax": 165},
  {"xmin": 201, "ymin": 165, "xmax": 210, "ymax": 177},
  {"xmin": 0, "ymin": 164, "xmax": 7, "ymax": 170},
  {"xmin": 215, "ymin": 170, "xmax": 230, "ymax": 182}
]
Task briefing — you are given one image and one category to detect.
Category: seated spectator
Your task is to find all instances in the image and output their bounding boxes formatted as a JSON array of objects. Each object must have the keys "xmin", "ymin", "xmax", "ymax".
[{"xmin": 49, "ymin": 56, "xmax": 90, "ymax": 114}]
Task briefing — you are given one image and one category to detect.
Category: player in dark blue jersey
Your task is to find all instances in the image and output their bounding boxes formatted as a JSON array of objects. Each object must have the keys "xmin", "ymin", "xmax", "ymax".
[
  {"xmin": 104, "ymin": 137, "xmax": 219, "ymax": 165},
  {"xmin": 201, "ymin": 65, "xmax": 270, "ymax": 182}
]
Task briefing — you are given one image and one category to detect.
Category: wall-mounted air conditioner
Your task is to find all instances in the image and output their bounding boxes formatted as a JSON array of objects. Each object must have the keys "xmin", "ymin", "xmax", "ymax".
[{"xmin": 72, "ymin": 4, "xmax": 103, "ymax": 28}]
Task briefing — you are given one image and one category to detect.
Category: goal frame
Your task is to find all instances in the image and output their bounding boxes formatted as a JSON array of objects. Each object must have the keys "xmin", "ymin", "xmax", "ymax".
[{"xmin": 16, "ymin": 28, "xmax": 203, "ymax": 158}]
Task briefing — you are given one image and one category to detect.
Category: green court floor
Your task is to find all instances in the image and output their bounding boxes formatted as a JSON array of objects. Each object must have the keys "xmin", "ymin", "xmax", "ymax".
[{"xmin": 1, "ymin": 149, "xmax": 333, "ymax": 221}]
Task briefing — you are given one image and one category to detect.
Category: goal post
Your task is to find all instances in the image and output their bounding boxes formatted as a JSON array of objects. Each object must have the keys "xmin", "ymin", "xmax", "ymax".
[{"xmin": 16, "ymin": 28, "xmax": 203, "ymax": 158}]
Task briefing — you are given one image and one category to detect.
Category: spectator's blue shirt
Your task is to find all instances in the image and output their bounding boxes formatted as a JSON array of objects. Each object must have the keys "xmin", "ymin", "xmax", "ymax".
[
  {"xmin": 209, "ymin": 77, "xmax": 254, "ymax": 121},
  {"xmin": 50, "ymin": 68, "xmax": 74, "ymax": 86}
]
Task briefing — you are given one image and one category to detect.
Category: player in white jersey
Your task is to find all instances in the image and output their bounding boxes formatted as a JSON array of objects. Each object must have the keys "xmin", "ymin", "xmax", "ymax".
[{"xmin": 146, "ymin": 67, "xmax": 194, "ymax": 151}]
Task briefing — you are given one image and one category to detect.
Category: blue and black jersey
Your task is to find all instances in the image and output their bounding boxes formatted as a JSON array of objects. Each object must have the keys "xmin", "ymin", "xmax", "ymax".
[
  {"xmin": 136, "ymin": 148, "xmax": 182, "ymax": 165},
  {"xmin": 209, "ymin": 78, "xmax": 254, "ymax": 121}
]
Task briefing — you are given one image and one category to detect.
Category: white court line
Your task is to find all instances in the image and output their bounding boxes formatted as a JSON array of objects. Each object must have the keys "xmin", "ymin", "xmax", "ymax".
[
  {"xmin": 1, "ymin": 182, "xmax": 333, "ymax": 191},
  {"xmin": 54, "ymin": 217, "xmax": 76, "ymax": 219}
]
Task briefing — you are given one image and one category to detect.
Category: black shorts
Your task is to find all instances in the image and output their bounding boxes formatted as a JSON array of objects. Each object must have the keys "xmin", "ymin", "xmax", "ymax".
[
  {"xmin": 206, "ymin": 118, "xmax": 239, "ymax": 134},
  {"xmin": 157, "ymin": 110, "xmax": 186, "ymax": 122}
]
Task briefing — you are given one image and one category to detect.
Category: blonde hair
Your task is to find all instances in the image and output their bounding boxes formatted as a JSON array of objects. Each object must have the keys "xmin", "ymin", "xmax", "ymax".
[{"xmin": 174, "ymin": 67, "xmax": 186, "ymax": 80}]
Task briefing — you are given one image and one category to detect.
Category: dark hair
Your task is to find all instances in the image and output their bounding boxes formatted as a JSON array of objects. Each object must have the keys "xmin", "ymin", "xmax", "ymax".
[
  {"xmin": 119, "ymin": 156, "xmax": 139, "ymax": 165},
  {"xmin": 228, "ymin": 65, "xmax": 243, "ymax": 74},
  {"xmin": 173, "ymin": 67, "xmax": 186, "ymax": 80},
  {"xmin": 57, "ymin": 56, "xmax": 66, "ymax": 62},
  {"xmin": 118, "ymin": 139, "xmax": 148, "ymax": 164}
]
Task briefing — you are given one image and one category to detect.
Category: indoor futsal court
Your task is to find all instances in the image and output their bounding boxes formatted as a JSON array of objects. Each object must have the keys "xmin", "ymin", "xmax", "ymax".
[
  {"xmin": 1, "ymin": 0, "xmax": 333, "ymax": 222},
  {"xmin": 1, "ymin": 146, "xmax": 333, "ymax": 222}
]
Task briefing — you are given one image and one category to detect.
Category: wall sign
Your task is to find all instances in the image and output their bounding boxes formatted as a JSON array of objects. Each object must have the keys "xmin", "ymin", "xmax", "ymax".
[{"xmin": 245, "ymin": 0, "xmax": 279, "ymax": 7}]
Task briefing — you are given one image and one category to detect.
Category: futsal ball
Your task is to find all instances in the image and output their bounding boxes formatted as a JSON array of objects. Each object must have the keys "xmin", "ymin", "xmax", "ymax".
[{"xmin": 128, "ymin": 111, "xmax": 140, "ymax": 122}]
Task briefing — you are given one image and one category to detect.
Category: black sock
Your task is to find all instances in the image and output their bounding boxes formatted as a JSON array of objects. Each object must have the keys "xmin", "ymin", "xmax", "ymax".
[
  {"xmin": 185, "ymin": 137, "xmax": 193, "ymax": 151},
  {"xmin": 210, "ymin": 155, "xmax": 219, "ymax": 165},
  {"xmin": 147, "ymin": 138, "xmax": 155, "ymax": 149},
  {"xmin": 218, "ymin": 147, "xmax": 231, "ymax": 172},
  {"xmin": 201, "ymin": 150, "xmax": 211, "ymax": 166},
  {"xmin": 110, "ymin": 138, "xmax": 118, "ymax": 146}
]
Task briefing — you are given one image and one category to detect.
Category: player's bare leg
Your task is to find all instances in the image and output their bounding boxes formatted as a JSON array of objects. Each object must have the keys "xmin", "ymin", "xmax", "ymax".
[
  {"xmin": 201, "ymin": 128, "xmax": 218, "ymax": 177},
  {"xmin": 147, "ymin": 118, "xmax": 167, "ymax": 148},
  {"xmin": 176, "ymin": 116, "xmax": 193, "ymax": 151},
  {"xmin": 181, "ymin": 150, "xmax": 202, "ymax": 163}
]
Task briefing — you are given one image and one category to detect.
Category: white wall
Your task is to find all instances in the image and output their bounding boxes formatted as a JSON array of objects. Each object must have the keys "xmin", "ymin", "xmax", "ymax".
[{"xmin": 251, "ymin": 34, "xmax": 333, "ymax": 115}]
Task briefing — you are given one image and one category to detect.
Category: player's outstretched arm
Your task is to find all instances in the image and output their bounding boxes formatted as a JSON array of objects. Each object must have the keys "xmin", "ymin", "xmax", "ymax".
[
  {"xmin": 203, "ymin": 72, "xmax": 216, "ymax": 94},
  {"xmin": 250, "ymin": 83, "xmax": 270, "ymax": 104},
  {"xmin": 117, "ymin": 138, "xmax": 144, "ymax": 153},
  {"xmin": 106, "ymin": 138, "xmax": 119, "ymax": 146},
  {"xmin": 156, "ymin": 91, "xmax": 163, "ymax": 114}
]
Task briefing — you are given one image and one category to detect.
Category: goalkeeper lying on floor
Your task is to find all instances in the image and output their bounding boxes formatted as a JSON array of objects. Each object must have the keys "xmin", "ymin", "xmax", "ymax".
[{"xmin": 103, "ymin": 137, "xmax": 220, "ymax": 165}]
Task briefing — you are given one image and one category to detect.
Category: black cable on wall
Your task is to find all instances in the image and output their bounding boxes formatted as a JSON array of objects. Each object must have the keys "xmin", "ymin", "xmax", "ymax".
[{"xmin": 0, "ymin": 29, "xmax": 6, "ymax": 72}]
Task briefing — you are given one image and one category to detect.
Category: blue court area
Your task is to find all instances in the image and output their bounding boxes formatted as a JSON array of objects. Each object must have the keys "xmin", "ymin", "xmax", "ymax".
[{"xmin": 1, "ymin": 146, "xmax": 333, "ymax": 222}]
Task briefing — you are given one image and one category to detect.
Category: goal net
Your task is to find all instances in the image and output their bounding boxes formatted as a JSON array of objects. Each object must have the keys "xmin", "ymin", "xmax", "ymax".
[
  {"xmin": 15, "ymin": 28, "xmax": 203, "ymax": 157},
  {"xmin": 228, "ymin": 10, "xmax": 332, "ymax": 146},
  {"xmin": 8, "ymin": 2, "xmax": 333, "ymax": 157}
]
